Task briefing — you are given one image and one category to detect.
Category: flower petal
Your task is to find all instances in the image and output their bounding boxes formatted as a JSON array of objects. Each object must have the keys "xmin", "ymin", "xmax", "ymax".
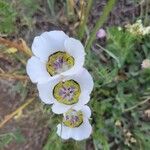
[
  {"xmin": 26, "ymin": 56, "xmax": 50, "ymax": 83},
  {"xmin": 52, "ymin": 102, "xmax": 72, "ymax": 114},
  {"xmin": 61, "ymin": 68, "xmax": 93, "ymax": 94},
  {"xmin": 50, "ymin": 68, "xmax": 93, "ymax": 111},
  {"xmin": 73, "ymin": 68, "xmax": 94, "ymax": 94},
  {"xmin": 32, "ymin": 31, "xmax": 69, "ymax": 61},
  {"xmin": 81, "ymin": 105, "xmax": 91, "ymax": 118},
  {"xmin": 63, "ymin": 38, "xmax": 85, "ymax": 76},
  {"xmin": 57, "ymin": 124, "xmax": 72, "ymax": 140},
  {"xmin": 74, "ymin": 93, "xmax": 90, "ymax": 110},
  {"xmin": 37, "ymin": 80, "xmax": 58, "ymax": 104},
  {"xmin": 70, "ymin": 119, "xmax": 92, "ymax": 141}
]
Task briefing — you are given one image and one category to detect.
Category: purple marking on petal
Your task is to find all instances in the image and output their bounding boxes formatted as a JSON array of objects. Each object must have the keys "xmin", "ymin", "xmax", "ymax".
[
  {"xmin": 59, "ymin": 89, "xmax": 65, "ymax": 96},
  {"xmin": 53, "ymin": 63, "xmax": 59, "ymax": 69},
  {"xmin": 53, "ymin": 57, "xmax": 65, "ymax": 70},
  {"xmin": 62, "ymin": 86, "xmax": 67, "ymax": 91},
  {"xmin": 74, "ymin": 116, "xmax": 79, "ymax": 121},
  {"xmin": 59, "ymin": 57, "xmax": 64, "ymax": 64},
  {"xmin": 66, "ymin": 115, "xmax": 69, "ymax": 120},
  {"xmin": 62, "ymin": 94, "xmax": 67, "ymax": 99},
  {"xmin": 58, "ymin": 85, "xmax": 77, "ymax": 101}
]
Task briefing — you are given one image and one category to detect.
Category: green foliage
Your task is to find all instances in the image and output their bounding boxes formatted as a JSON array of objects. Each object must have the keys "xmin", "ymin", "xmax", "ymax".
[
  {"xmin": 86, "ymin": 0, "xmax": 116, "ymax": 51},
  {"xmin": 47, "ymin": 0, "xmax": 55, "ymax": 17},
  {"xmin": 141, "ymin": 35, "xmax": 150, "ymax": 58},
  {"xmin": 43, "ymin": 130, "xmax": 85, "ymax": 150},
  {"xmin": 0, "ymin": 130, "xmax": 25, "ymax": 149},
  {"xmin": 86, "ymin": 26, "xmax": 150, "ymax": 149},
  {"xmin": 0, "ymin": 0, "xmax": 39, "ymax": 33},
  {"xmin": 132, "ymin": 111, "xmax": 150, "ymax": 150},
  {"xmin": 0, "ymin": 0, "xmax": 16, "ymax": 33},
  {"xmin": 12, "ymin": 82, "xmax": 28, "ymax": 100},
  {"xmin": 106, "ymin": 27, "xmax": 136, "ymax": 68},
  {"xmin": 19, "ymin": 0, "xmax": 39, "ymax": 17},
  {"xmin": 78, "ymin": 0, "xmax": 93, "ymax": 40}
]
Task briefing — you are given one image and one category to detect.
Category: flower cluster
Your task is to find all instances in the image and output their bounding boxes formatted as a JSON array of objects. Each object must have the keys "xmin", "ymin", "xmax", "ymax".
[
  {"xmin": 125, "ymin": 20, "xmax": 150, "ymax": 36},
  {"xmin": 26, "ymin": 31, "xmax": 94, "ymax": 140},
  {"xmin": 141, "ymin": 59, "xmax": 150, "ymax": 69}
]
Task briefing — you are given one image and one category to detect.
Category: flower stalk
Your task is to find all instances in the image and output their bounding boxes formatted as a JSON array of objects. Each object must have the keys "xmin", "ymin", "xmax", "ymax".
[
  {"xmin": 123, "ymin": 97, "xmax": 150, "ymax": 112},
  {"xmin": 78, "ymin": 0, "xmax": 93, "ymax": 40},
  {"xmin": 85, "ymin": 0, "xmax": 116, "ymax": 51}
]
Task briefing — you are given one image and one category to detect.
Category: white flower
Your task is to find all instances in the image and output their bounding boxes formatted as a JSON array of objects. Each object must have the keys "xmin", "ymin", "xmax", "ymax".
[
  {"xmin": 37, "ymin": 68, "xmax": 94, "ymax": 113},
  {"xmin": 26, "ymin": 30, "xmax": 86, "ymax": 84},
  {"xmin": 56, "ymin": 105, "xmax": 92, "ymax": 141},
  {"xmin": 141, "ymin": 59, "xmax": 150, "ymax": 69},
  {"xmin": 125, "ymin": 20, "xmax": 150, "ymax": 36}
]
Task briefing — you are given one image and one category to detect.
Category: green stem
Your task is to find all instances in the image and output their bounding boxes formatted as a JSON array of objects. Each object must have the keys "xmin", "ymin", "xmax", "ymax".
[
  {"xmin": 144, "ymin": 0, "xmax": 150, "ymax": 26},
  {"xmin": 47, "ymin": 0, "xmax": 55, "ymax": 17},
  {"xmin": 78, "ymin": 0, "xmax": 93, "ymax": 40},
  {"xmin": 96, "ymin": 44, "xmax": 121, "ymax": 68},
  {"xmin": 140, "ymin": 0, "xmax": 144, "ymax": 19},
  {"xmin": 123, "ymin": 97, "xmax": 150, "ymax": 112},
  {"xmin": 66, "ymin": 0, "xmax": 75, "ymax": 21},
  {"xmin": 85, "ymin": 0, "xmax": 116, "ymax": 51}
]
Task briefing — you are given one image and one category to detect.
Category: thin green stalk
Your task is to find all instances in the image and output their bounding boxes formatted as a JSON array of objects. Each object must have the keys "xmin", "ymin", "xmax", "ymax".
[
  {"xmin": 140, "ymin": 0, "xmax": 144, "ymax": 19},
  {"xmin": 78, "ymin": 0, "xmax": 93, "ymax": 40},
  {"xmin": 47, "ymin": 0, "xmax": 55, "ymax": 17},
  {"xmin": 66, "ymin": 0, "xmax": 75, "ymax": 21},
  {"xmin": 123, "ymin": 97, "xmax": 150, "ymax": 112},
  {"xmin": 144, "ymin": 0, "xmax": 150, "ymax": 26},
  {"xmin": 85, "ymin": 0, "xmax": 116, "ymax": 51},
  {"xmin": 96, "ymin": 44, "xmax": 121, "ymax": 67}
]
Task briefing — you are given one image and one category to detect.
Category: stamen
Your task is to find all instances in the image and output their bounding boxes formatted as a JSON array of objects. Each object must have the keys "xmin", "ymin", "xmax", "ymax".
[
  {"xmin": 53, "ymin": 80, "xmax": 81, "ymax": 105},
  {"xmin": 46, "ymin": 51, "xmax": 74, "ymax": 76},
  {"xmin": 63, "ymin": 109, "xmax": 83, "ymax": 128}
]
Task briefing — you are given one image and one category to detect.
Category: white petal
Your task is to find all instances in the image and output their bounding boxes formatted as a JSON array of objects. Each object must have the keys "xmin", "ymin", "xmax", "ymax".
[
  {"xmin": 64, "ymin": 38, "xmax": 85, "ymax": 62},
  {"xmin": 81, "ymin": 105, "xmax": 91, "ymax": 118},
  {"xmin": 74, "ymin": 105, "xmax": 91, "ymax": 118},
  {"xmin": 52, "ymin": 102, "xmax": 72, "ymax": 114},
  {"xmin": 60, "ymin": 66, "xmax": 80, "ymax": 77},
  {"xmin": 61, "ymin": 68, "xmax": 94, "ymax": 94},
  {"xmin": 74, "ymin": 68, "xmax": 94, "ymax": 94},
  {"xmin": 51, "ymin": 68, "xmax": 93, "ymax": 110},
  {"xmin": 70, "ymin": 119, "xmax": 92, "ymax": 141},
  {"xmin": 63, "ymin": 38, "xmax": 86, "ymax": 76},
  {"xmin": 37, "ymin": 80, "xmax": 58, "ymax": 104},
  {"xmin": 26, "ymin": 56, "xmax": 50, "ymax": 83},
  {"xmin": 32, "ymin": 31, "xmax": 69, "ymax": 61},
  {"xmin": 57, "ymin": 124, "xmax": 72, "ymax": 140},
  {"xmin": 74, "ymin": 94, "xmax": 90, "ymax": 110}
]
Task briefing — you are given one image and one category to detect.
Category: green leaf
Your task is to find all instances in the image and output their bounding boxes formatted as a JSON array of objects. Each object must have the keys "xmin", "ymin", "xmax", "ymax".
[
  {"xmin": 0, "ymin": 0, "xmax": 16, "ymax": 33},
  {"xmin": 0, "ymin": 130, "xmax": 25, "ymax": 149},
  {"xmin": 106, "ymin": 27, "xmax": 136, "ymax": 68}
]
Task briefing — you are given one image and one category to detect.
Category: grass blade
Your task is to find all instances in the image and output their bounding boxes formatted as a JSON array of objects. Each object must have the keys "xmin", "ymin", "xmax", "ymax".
[{"xmin": 85, "ymin": 0, "xmax": 116, "ymax": 51}]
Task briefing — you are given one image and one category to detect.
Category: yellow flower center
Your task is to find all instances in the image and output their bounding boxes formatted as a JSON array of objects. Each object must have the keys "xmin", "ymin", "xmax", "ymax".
[
  {"xmin": 46, "ymin": 51, "xmax": 74, "ymax": 76},
  {"xmin": 53, "ymin": 80, "xmax": 81, "ymax": 105},
  {"xmin": 63, "ymin": 109, "xmax": 83, "ymax": 128}
]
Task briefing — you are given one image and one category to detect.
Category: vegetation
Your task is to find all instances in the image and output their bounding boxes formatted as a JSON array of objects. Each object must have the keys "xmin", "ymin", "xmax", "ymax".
[{"xmin": 0, "ymin": 0, "xmax": 150, "ymax": 149}]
